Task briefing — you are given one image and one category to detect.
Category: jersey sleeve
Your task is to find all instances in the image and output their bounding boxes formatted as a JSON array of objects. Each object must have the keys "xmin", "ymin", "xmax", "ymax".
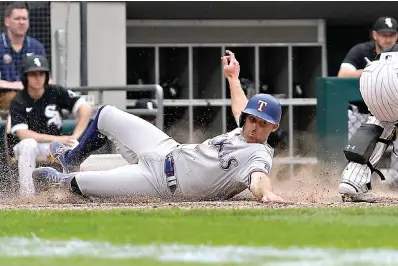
[
  {"xmin": 236, "ymin": 148, "xmax": 273, "ymax": 189},
  {"xmin": 341, "ymin": 44, "xmax": 366, "ymax": 71},
  {"xmin": 9, "ymin": 99, "xmax": 28, "ymax": 135},
  {"xmin": 57, "ymin": 86, "xmax": 87, "ymax": 116}
]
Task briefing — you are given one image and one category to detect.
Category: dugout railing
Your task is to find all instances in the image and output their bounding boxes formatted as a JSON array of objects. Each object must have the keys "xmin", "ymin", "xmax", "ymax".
[{"xmin": 68, "ymin": 84, "xmax": 165, "ymax": 130}]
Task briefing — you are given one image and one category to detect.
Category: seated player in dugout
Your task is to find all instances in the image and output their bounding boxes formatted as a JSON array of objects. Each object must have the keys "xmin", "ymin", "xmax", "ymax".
[
  {"xmin": 0, "ymin": 2, "xmax": 50, "ymax": 120},
  {"xmin": 8, "ymin": 55, "xmax": 92, "ymax": 197}
]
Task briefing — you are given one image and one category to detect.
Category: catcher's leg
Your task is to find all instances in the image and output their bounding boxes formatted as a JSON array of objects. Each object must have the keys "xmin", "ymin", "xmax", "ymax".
[
  {"xmin": 387, "ymin": 139, "xmax": 398, "ymax": 186},
  {"xmin": 339, "ymin": 116, "xmax": 396, "ymax": 202}
]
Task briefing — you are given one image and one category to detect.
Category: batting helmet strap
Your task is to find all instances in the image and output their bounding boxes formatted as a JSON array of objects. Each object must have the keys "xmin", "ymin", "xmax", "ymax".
[{"xmin": 239, "ymin": 94, "xmax": 282, "ymax": 128}]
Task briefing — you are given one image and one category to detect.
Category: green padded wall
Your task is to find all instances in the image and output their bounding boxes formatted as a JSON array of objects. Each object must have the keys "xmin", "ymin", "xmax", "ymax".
[{"xmin": 316, "ymin": 77, "xmax": 363, "ymax": 164}]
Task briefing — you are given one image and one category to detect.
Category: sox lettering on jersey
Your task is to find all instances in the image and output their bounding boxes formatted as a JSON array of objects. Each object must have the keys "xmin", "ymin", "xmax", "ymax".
[
  {"xmin": 212, "ymin": 139, "xmax": 239, "ymax": 171},
  {"xmin": 257, "ymin": 100, "xmax": 267, "ymax": 112},
  {"xmin": 45, "ymin": 105, "xmax": 62, "ymax": 129}
]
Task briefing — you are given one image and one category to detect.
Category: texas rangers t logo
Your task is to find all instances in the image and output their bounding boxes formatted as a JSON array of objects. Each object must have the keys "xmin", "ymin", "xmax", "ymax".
[{"xmin": 257, "ymin": 100, "xmax": 267, "ymax": 112}]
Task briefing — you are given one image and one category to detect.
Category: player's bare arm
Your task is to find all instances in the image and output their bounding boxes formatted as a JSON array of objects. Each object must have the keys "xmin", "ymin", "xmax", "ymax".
[
  {"xmin": 0, "ymin": 80, "xmax": 23, "ymax": 90},
  {"xmin": 222, "ymin": 50, "xmax": 248, "ymax": 123},
  {"xmin": 249, "ymin": 172, "xmax": 287, "ymax": 203},
  {"xmin": 71, "ymin": 104, "xmax": 92, "ymax": 140},
  {"xmin": 337, "ymin": 67, "xmax": 363, "ymax": 78}
]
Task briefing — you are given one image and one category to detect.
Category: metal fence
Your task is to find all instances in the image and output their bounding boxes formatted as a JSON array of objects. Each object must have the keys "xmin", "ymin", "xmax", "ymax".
[{"xmin": 68, "ymin": 85, "xmax": 164, "ymax": 130}]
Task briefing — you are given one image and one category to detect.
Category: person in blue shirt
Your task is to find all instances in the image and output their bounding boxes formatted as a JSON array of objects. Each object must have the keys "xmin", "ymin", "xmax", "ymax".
[{"xmin": 0, "ymin": 2, "xmax": 47, "ymax": 119}]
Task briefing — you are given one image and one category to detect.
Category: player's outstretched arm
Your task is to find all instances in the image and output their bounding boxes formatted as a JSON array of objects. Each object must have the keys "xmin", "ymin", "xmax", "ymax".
[
  {"xmin": 249, "ymin": 172, "xmax": 289, "ymax": 203},
  {"xmin": 222, "ymin": 50, "xmax": 248, "ymax": 124}
]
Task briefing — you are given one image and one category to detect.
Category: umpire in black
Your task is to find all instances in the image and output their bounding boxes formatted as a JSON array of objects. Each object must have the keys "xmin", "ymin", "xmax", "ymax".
[
  {"xmin": 338, "ymin": 16, "xmax": 398, "ymax": 138},
  {"xmin": 338, "ymin": 16, "xmax": 398, "ymax": 78}
]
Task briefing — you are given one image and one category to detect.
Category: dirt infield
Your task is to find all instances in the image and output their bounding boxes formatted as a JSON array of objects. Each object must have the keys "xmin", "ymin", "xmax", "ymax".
[{"xmin": 1, "ymin": 162, "xmax": 398, "ymax": 210}]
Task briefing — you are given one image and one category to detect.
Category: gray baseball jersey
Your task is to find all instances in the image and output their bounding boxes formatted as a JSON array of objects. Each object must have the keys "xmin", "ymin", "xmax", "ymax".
[
  {"xmin": 171, "ymin": 128, "xmax": 274, "ymax": 200},
  {"xmin": 73, "ymin": 106, "xmax": 274, "ymax": 201}
]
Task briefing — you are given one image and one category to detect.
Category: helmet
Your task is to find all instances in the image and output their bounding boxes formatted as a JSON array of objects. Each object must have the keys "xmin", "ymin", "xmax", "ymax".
[
  {"xmin": 239, "ymin": 93, "xmax": 282, "ymax": 128},
  {"xmin": 21, "ymin": 54, "xmax": 50, "ymax": 88}
]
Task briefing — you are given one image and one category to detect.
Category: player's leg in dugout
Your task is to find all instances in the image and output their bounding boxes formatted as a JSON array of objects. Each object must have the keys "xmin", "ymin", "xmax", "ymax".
[
  {"xmin": 339, "ymin": 115, "xmax": 396, "ymax": 195},
  {"xmin": 64, "ymin": 105, "xmax": 179, "ymax": 166},
  {"xmin": 14, "ymin": 139, "xmax": 51, "ymax": 196}
]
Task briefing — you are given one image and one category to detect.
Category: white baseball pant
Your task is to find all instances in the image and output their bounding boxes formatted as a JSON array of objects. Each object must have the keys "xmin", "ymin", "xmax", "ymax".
[
  {"xmin": 341, "ymin": 52, "xmax": 398, "ymax": 190},
  {"xmin": 13, "ymin": 139, "xmax": 78, "ymax": 196},
  {"xmin": 73, "ymin": 105, "xmax": 180, "ymax": 198},
  {"xmin": 13, "ymin": 140, "xmax": 52, "ymax": 196}
]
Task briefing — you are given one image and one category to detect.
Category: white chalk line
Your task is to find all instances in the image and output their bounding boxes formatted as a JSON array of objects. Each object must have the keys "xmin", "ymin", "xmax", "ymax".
[{"xmin": 0, "ymin": 236, "xmax": 397, "ymax": 265}]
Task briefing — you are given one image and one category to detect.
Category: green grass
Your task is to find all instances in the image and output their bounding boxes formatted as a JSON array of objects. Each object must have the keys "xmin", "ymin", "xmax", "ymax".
[
  {"xmin": 0, "ymin": 257, "xmax": 241, "ymax": 266},
  {"xmin": 1, "ymin": 207, "xmax": 398, "ymax": 248},
  {"xmin": 1, "ymin": 207, "xmax": 398, "ymax": 265}
]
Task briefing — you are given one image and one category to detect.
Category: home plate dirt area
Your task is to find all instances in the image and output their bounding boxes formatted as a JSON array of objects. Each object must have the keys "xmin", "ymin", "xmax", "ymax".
[{"xmin": 0, "ymin": 162, "xmax": 398, "ymax": 210}]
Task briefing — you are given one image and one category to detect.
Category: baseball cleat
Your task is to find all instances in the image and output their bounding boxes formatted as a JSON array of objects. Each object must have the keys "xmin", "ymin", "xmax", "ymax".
[
  {"xmin": 338, "ymin": 182, "xmax": 377, "ymax": 203},
  {"xmin": 49, "ymin": 141, "xmax": 77, "ymax": 173},
  {"xmin": 32, "ymin": 167, "xmax": 75, "ymax": 193}
]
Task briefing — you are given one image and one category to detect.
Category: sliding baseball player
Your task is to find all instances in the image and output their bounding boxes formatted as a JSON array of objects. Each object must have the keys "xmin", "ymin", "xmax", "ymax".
[{"xmin": 32, "ymin": 50, "xmax": 289, "ymax": 204}]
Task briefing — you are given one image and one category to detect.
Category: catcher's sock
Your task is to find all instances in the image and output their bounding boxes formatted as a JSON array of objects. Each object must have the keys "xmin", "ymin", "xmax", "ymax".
[{"xmin": 65, "ymin": 105, "xmax": 108, "ymax": 166}]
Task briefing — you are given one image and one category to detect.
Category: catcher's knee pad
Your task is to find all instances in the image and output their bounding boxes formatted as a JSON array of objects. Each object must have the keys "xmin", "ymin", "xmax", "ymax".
[{"xmin": 343, "ymin": 124, "xmax": 384, "ymax": 164}]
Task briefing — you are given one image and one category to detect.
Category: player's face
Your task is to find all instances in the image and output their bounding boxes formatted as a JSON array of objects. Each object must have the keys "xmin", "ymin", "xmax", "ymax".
[
  {"xmin": 5, "ymin": 9, "xmax": 29, "ymax": 38},
  {"xmin": 242, "ymin": 115, "xmax": 279, "ymax": 144},
  {"xmin": 27, "ymin": 72, "xmax": 46, "ymax": 90},
  {"xmin": 373, "ymin": 31, "xmax": 398, "ymax": 51}
]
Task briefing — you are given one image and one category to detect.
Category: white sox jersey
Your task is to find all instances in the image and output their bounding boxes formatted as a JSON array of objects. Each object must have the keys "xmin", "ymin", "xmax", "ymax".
[
  {"xmin": 360, "ymin": 51, "xmax": 398, "ymax": 122},
  {"xmin": 171, "ymin": 128, "xmax": 274, "ymax": 200}
]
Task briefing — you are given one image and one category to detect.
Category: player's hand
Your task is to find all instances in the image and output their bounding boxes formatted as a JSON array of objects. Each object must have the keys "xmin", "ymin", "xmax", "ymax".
[
  {"xmin": 56, "ymin": 136, "xmax": 78, "ymax": 147},
  {"xmin": 261, "ymin": 192, "xmax": 291, "ymax": 204},
  {"xmin": 222, "ymin": 50, "xmax": 240, "ymax": 80}
]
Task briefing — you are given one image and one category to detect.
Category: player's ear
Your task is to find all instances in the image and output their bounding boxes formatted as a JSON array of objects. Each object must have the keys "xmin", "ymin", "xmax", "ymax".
[
  {"xmin": 372, "ymin": 30, "xmax": 378, "ymax": 41},
  {"xmin": 4, "ymin": 17, "xmax": 10, "ymax": 28},
  {"xmin": 271, "ymin": 123, "xmax": 279, "ymax": 132}
]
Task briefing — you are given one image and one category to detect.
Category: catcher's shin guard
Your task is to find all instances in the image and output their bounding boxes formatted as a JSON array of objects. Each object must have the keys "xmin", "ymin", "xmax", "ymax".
[
  {"xmin": 340, "ymin": 121, "xmax": 396, "ymax": 201},
  {"xmin": 343, "ymin": 124, "xmax": 384, "ymax": 164},
  {"xmin": 343, "ymin": 123, "xmax": 391, "ymax": 180}
]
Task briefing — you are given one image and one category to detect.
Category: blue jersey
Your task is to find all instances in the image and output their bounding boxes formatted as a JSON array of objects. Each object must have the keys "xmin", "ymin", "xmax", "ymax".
[{"xmin": 0, "ymin": 31, "xmax": 46, "ymax": 82}]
